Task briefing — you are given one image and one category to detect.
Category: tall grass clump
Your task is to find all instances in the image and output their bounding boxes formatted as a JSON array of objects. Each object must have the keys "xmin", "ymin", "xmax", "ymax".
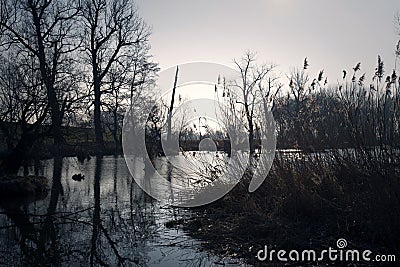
[{"xmin": 181, "ymin": 57, "xmax": 400, "ymax": 264}]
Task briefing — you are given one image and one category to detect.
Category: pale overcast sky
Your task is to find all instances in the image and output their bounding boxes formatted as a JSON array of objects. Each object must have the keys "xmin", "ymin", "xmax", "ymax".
[{"xmin": 136, "ymin": 0, "xmax": 400, "ymax": 85}]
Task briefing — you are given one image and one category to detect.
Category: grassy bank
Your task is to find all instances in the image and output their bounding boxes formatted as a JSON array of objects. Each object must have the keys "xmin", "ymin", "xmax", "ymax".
[
  {"xmin": 0, "ymin": 125, "xmax": 122, "ymax": 161},
  {"xmin": 168, "ymin": 149, "xmax": 400, "ymax": 265}
]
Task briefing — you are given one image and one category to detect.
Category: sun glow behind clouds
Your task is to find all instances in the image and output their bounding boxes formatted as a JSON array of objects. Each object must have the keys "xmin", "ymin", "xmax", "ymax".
[
  {"xmin": 137, "ymin": 0, "xmax": 399, "ymax": 84},
  {"xmin": 158, "ymin": 83, "xmax": 228, "ymax": 134}
]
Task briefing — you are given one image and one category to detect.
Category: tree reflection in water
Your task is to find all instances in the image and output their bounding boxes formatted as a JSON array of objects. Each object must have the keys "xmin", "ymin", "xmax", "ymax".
[{"xmin": 0, "ymin": 156, "xmax": 231, "ymax": 266}]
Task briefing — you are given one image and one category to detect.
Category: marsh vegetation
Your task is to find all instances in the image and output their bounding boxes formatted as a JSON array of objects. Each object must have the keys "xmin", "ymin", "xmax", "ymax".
[{"xmin": 0, "ymin": 0, "xmax": 399, "ymax": 266}]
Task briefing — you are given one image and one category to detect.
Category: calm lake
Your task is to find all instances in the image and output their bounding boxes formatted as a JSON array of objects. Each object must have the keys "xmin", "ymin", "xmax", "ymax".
[{"xmin": 0, "ymin": 156, "xmax": 245, "ymax": 266}]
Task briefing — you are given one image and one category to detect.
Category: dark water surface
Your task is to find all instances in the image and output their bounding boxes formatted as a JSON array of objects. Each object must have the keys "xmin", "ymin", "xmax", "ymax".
[{"xmin": 0, "ymin": 156, "xmax": 243, "ymax": 266}]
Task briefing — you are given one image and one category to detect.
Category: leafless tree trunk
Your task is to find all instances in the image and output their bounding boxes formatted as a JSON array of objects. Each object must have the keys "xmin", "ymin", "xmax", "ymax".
[
  {"xmin": 81, "ymin": 0, "xmax": 151, "ymax": 150},
  {"xmin": 0, "ymin": 0, "xmax": 80, "ymax": 149},
  {"xmin": 167, "ymin": 66, "xmax": 179, "ymax": 142},
  {"xmin": 0, "ymin": 1, "xmax": 80, "ymax": 173},
  {"xmin": 232, "ymin": 52, "xmax": 277, "ymax": 155},
  {"xmin": 103, "ymin": 45, "xmax": 158, "ymax": 153}
]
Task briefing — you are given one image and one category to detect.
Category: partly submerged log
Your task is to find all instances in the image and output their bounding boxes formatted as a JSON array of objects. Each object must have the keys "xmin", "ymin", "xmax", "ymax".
[{"xmin": 0, "ymin": 175, "xmax": 49, "ymax": 199}]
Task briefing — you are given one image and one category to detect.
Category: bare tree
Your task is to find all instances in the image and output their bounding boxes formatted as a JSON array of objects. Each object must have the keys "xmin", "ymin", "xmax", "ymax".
[
  {"xmin": 102, "ymin": 42, "xmax": 158, "ymax": 152},
  {"xmin": 231, "ymin": 52, "xmax": 279, "ymax": 155},
  {"xmin": 0, "ymin": 52, "xmax": 49, "ymax": 173},
  {"xmin": 0, "ymin": 0, "xmax": 81, "ymax": 174},
  {"xmin": 80, "ymin": 0, "xmax": 151, "ymax": 149},
  {"xmin": 0, "ymin": 0, "xmax": 81, "ymax": 147}
]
